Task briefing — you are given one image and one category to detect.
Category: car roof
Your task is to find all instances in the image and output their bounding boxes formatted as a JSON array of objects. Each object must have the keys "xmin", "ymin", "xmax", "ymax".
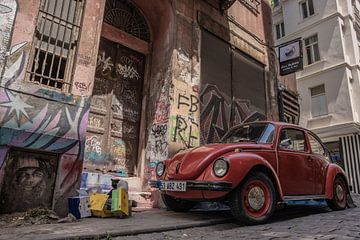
[{"xmin": 232, "ymin": 121, "xmax": 308, "ymax": 131}]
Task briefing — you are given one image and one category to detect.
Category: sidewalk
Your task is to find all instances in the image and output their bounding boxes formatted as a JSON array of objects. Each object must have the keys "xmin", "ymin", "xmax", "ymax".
[
  {"xmin": 0, "ymin": 208, "xmax": 233, "ymax": 240},
  {"xmin": 0, "ymin": 195, "xmax": 358, "ymax": 240}
]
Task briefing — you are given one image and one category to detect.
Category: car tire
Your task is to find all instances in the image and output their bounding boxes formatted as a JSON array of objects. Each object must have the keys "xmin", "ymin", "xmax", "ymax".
[
  {"xmin": 161, "ymin": 194, "xmax": 196, "ymax": 212},
  {"xmin": 326, "ymin": 176, "xmax": 347, "ymax": 211},
  {"xmin": 229, "ymin": 172, "xmax": 276, "ymax": 225}
]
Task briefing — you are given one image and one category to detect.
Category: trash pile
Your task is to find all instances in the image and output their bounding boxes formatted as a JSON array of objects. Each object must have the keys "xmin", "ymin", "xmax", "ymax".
[
  {"xmin": 68, "ymin": 177, "xmax": 131, "ymax": 219},
  {"xmin": 0, "ymin": 178, "xmax": 131, "ymax": 227},
  {"xmin": 0, "ymin": 207, "xmax": 77, "ymax": 228}
]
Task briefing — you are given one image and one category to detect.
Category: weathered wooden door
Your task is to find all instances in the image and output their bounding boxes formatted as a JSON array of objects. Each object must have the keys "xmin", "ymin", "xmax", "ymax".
[{"xmin": 85, "ymin": 37, "xmax": 145, "ymax": 176}]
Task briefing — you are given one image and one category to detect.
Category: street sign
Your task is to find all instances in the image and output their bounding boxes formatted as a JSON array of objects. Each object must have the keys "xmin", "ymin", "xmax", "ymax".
[{"xmin": 278, "ymin": 39, "xmax": 303, "ymax": 76}]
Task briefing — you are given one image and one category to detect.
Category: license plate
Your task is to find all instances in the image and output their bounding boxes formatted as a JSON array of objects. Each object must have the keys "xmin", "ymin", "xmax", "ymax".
[{"xmin": 159, "ymin": 181, "xmax": 186, "ymax": 192}]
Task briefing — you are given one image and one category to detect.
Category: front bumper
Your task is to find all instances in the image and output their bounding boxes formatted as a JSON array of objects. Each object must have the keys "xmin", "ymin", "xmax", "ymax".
[{"xmin": 149, "ymin": 180, "xmax": 232, "ymax": 192}]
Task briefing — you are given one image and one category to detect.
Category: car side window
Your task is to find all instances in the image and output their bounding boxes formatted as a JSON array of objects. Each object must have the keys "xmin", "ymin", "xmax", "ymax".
[
  {"xmin": 308, "ymin": 134, "xmax": 325, "ymax": 155},
  {"xmin": 279, "ymin": 129, "xmax": 306, "ymax": 152}
]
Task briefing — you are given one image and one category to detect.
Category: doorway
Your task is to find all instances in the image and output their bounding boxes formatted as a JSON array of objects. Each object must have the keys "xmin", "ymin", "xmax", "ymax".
[
  {"xmin": 85, "ymin": 37, "xmax": 145, "ymax": 176},
  {"xmin": 84, "ymin": 0, "xmax": 150, "ymax": 176}
]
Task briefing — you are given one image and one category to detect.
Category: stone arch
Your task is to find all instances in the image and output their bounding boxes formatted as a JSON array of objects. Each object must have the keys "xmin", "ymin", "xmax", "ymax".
[{"xmin": 103, "ymin": 0, "xmax": 151, "ymax": 42}]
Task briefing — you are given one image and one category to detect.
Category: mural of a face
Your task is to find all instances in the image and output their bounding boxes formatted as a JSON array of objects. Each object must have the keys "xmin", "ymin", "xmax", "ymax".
[
  {"xmin": 0, "ymin": 151, "xmax": 57, "ymax": 213},
  {"xmin": 17, "ymin": 167, "xmax": 45, "ymax": 191}
]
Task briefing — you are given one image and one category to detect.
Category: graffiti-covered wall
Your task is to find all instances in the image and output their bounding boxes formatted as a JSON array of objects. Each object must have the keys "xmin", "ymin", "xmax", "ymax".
[
  {"xmin": 0, "ymin": 0, "xmax": 104, "ymax": 216},
  {"xmin": 0, "ymin": 0, "xmax": 277, "ymax": 211},
  {"xmin": 0, "ymin": 0, "xmax": 17, "ymax": 77},
  {"xmin": 143, "ymin": 0, "xmax": 277, "ymax": 185}
]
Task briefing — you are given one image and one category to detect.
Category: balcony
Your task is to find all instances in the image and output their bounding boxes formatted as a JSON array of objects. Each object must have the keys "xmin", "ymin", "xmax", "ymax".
[{"xmin": 353, "ymin": 6, "xmax": 360, "ymax": 33}]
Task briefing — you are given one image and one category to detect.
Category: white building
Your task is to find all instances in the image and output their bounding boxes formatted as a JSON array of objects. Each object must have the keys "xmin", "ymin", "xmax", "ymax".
[{"xmin": 273, "ymin": 0, "xmax": 360, "ymax": 193}]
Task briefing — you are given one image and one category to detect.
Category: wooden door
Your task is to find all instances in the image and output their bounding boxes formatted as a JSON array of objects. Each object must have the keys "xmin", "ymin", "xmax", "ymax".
[{"xmin": 85, "ymin": 37, "xmax": 145, "ymax": 176}]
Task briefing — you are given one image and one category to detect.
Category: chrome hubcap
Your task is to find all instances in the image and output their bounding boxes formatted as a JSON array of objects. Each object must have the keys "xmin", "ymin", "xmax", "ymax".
[
  {"xmin": 336, "ymin": 184, "xmax": 344, "ymax": 200},
  {"xmin": 247, "ymin": 186, "xmax": 265, "ymax": 211}
]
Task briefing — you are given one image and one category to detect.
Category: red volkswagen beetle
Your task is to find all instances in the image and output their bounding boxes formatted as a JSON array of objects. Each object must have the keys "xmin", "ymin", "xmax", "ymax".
[{"xmin": 150, "ymin": 121, "xmax": 352, "ymax": 225}]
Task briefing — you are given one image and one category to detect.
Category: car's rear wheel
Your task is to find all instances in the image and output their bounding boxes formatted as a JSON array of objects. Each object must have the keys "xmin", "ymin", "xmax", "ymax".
[
  {"xmin": 326, "ymin": 176, "xmax": 347, "ymax": 210},
  {"xmin": 229, "ymin": 172, "xmax": 276, "ymax": 225},
  {"xmin": 161, "ymin": 194, "xmax": 196, "ymax": 212}
]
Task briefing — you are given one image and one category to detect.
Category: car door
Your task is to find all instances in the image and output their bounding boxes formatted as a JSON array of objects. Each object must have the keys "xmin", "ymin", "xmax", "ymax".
[
  {"xmin": 307, "ymin": 132, "xmax": 329, "ymax": 195},
  {"xmin": 277, "ymin": 128, "xmax": 315, "ymax": 195}
]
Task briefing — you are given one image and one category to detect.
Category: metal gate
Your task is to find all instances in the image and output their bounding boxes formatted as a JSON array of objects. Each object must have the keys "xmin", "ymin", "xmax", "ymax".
[
  {"xmin": 200, "ymin": 30, "xmax": 266, "ymax": 144},
  {"xmin": 84, "ymin": 37, "xmax": 145, "ymax": 176}
]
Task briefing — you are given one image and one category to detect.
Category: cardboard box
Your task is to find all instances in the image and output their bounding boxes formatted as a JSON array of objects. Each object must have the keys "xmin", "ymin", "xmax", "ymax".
[
  {"xmin": 68, "ymin": 196, "xmax": 91, "ymax": 219},
  {"xmin": 90, "ymin": 193, "xmax": 112, "ymax": 218},
  {"xmin": 111, "ymin": 188, "xmax": 129, "ymax": 217}
]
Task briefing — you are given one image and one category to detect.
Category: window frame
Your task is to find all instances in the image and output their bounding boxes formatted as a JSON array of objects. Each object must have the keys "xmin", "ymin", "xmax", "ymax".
[
  {"xmin": 26, "ymin": 0, "xmax": 86, "ymax": 92},
  {"xmin": 300, "ymin": 0, "xmax": 315, "ymax": 19},
  {"xmin": 307, "ymin": 132, "xmax": 326, "ymax": 156},
  {"xmin": 310, "ymin": 84, "xmax": 328, "ymax": 117},
  {"xmin": 275, "ymin": 21, "xmax": 285, "ymax": 39},
  {"xmin": 278, "ymin": 128, "xmax": 308, "ymax": 153},
  {"xmin": 304, "ymin": 34, "xmax": 320, "ymax": 65}
]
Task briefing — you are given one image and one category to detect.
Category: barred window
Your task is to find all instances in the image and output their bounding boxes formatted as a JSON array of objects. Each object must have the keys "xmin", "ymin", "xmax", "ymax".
[{"xmin": 27, "ymin": 0, "xmax": 85, "ymax": 91}]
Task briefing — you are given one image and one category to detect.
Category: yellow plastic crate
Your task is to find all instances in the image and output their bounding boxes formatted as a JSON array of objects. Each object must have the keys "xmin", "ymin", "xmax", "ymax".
[
  {"xmin": 111, "ymin": 188, "xmax": 129, "ymax": 217},
  {"xmin": 89, "ymin": 193, "xmax": 112, "ymax": 218}
]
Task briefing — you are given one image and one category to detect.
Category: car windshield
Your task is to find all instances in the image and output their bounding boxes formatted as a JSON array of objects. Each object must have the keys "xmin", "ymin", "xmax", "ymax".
[{"xmin": 220, "ymin": 123, "xmax": 275, "ymax": 144}]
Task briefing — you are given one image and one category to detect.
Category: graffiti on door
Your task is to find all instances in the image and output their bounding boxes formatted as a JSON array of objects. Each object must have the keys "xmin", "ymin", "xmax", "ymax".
[{"xmin": 84, "ymin": 37, "xmax": 145, "ymax": 176}]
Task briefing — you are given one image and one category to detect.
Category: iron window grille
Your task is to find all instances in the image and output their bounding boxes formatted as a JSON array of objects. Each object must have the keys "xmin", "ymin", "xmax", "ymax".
[
  {"xmin": 27, "ymin": 0, "xmax": 85, "ymax": 92},
  {"xmin": 104, "ymin": 0, "xmax": 150, "ymax": 42}
]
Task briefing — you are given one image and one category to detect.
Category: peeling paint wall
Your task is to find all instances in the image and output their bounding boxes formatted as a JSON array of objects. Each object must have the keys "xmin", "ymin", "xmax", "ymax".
[
  {"xmin": 142, "ymin": 0, "xmax": 277, "ymax": 185},
  {"xmin": 0, "ymin": 0, "xmax": 17, "ymax": 77},
  {"xmin": 0, "ymin": 0, "xmax": 277, "ymax": 208},
  {"xmin": 0, "ymin": 0, "xmax": 104, "ymax": 216}
]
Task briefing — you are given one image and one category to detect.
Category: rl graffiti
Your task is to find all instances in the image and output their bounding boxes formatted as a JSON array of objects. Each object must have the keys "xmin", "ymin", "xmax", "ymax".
[
  {"xmin": 169, "ymin": 82, "xmax": 200, "ymax": 150},
  {"xmin": 171, "ymin": 115, "xmax": 199, "ymax": 148}
]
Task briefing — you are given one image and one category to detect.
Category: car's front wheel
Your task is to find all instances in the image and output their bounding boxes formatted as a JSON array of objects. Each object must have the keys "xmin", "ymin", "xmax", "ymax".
[
  {"xmin": 326, "ymin": 176, "xmax": 347, "ymax": 210},
  {"xmin": 229, "ymin": 172, "xmax": 276, "ymax": 225},
  {"xmin": 161, "ymin": 194, "xmax": 196, "ymax": 212}
]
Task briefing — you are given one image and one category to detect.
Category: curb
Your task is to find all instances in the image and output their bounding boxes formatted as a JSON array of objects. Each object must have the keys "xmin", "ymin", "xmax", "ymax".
[{"xmin": 52, "ymin": 217, "xmax": 234, "ymax": 240}]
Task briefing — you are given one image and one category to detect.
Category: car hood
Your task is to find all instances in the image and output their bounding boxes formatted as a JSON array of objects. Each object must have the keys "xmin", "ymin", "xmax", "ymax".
[{"xmin": 166, "ymin": 143, "xmax": 271, "ymax": 179}]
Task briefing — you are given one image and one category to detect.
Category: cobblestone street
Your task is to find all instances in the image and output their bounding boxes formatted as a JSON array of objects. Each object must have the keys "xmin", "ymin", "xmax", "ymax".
[{"xmin": 114, "ymin": 196, "xmax": 360, "ymax": 240}]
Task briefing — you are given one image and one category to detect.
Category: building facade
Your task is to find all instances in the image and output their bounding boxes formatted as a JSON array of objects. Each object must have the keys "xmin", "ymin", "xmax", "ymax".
[
  {"xmin": 273, "ymin": 0, "xmax": 360, "ymax": 193},
  {"xmin": 0, "ymin": 0, "xmax": 277, "ymax": 215}
]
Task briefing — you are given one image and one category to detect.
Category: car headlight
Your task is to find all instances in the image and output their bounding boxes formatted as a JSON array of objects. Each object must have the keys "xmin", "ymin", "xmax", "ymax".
[
  {"xmin": 156, "ymin": 161, "xmax": 165, "ymax": 177},
  {"xmin": 213, "ymin": 158, "xmax": 229, "ymax": 177}
]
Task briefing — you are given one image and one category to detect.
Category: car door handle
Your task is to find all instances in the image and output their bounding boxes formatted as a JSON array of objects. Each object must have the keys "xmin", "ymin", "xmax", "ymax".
[{"xmin": 307, "ymin": 156, "xmax": 314, "ymax": 161}]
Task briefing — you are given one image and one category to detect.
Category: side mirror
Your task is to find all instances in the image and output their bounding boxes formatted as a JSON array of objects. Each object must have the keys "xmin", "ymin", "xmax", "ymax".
[{"xmin": 279, "ymin": 138, "xmax": 292, "ymax": 148}]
